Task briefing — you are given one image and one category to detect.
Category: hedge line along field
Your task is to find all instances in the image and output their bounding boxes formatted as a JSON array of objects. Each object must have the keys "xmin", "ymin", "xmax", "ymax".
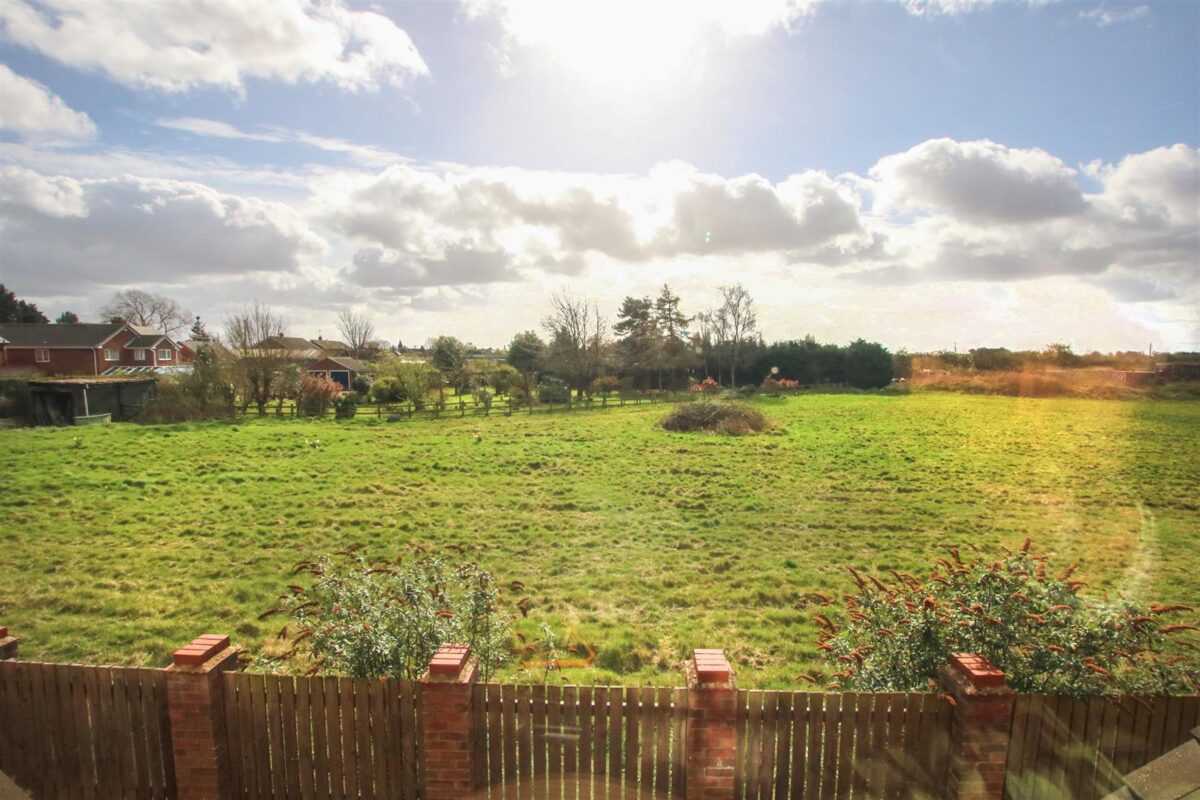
[{"xmin": 1, "ymin": 393, "xmax": 1197, "ymax": 688}]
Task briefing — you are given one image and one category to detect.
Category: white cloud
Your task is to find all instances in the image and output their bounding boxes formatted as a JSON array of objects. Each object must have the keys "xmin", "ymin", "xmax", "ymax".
[
  {"xmin": 870, "ymin": 138, "xmax": 1086, "ymax": 223},
  {"xmin": 156, "ymin": 117, "xmax": 402, "ymax": 167},
  {"xmin": 902, "ymin": 0, "xmax": 1052, "ymax": 16},
  {"xmin": 1079, "ymin": 4, "xmax": 1150, "ymax": 27},
  {"xmin": 317, "ymin": 160, "xmax": 869, "ymax": 290},
  {"xmin": 0, "ymin": 0, "xmax": 427, "ymax": 94},
  {"xmin": 0, "ymin": 64, "xmax": 95, "ymax": 140},
  {"xmin": 0, "ymin": 169, "xmax": 326, "ymax": 294}
]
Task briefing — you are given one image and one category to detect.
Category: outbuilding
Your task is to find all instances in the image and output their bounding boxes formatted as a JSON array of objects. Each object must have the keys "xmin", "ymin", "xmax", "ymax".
[
  {"xmin": 27, "ymin": 377, "xmax": 157, "ymax": 426},
  {"xmin": 306, "ymin": 357, "xmax": 373, "ymax": 390}
]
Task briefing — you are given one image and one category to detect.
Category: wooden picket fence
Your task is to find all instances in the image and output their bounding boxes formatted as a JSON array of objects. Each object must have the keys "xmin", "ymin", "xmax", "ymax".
[
  {"xmin": 473, "ymin": 684, "xmax": 688, "ymax": 799},
  {"xmin": 735, "ymin": 691, "xmax": 952, "ymax": 800},
  {"xmin": 2, "ymin": 660, "xmax": 1200, "ymax": 800},
  {"xmin": 222, "ymin": 673, "xmax": 421, "ymax": 800},
  {"xmin": 1004, "ymin": 694, "xmax": 1200, "ymax": 800},
  {"xmin": 0, "ymin": 660, "xmax": 175, "ymax": 799}
]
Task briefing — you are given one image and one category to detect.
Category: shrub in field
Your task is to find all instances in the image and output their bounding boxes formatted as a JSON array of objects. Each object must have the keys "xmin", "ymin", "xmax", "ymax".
[
  {"xmin": 688, "ymin": 376, "xmax": 721, "ymax": 393},
  {"xmin": 537, "ymin": 376, "xmax": 571, "ymax": 403},
  {"xmin": 761, "ymin": 376, "xmax": 799, "ymax": 392},
  {"xmin": 333, "ymin": 393, "xmax": 359, "ymax": 419},
  {"xmin": 369, "ymin": 375, "xmax": 405, "ymax": 403},
  {"xmin": 263, "ymin": 550, "xmax": 522, "ymax": 681},
  {"xmin": 352, "ymin": 375, "xmax": 373, "ymax": 395},
  {"xmin": 660, "ymin": 400, "xmax": 773, "ymax": 435},
  {"xmin": 140, "ymin": 373, "xmax": 236, "ymax": 423},
  {"xmin": 844, "ymin": 339, "xmax": 894, "ymax": 389},
  {"xmin": 297, "ymin": 375, "xmax": 340, "ymax": 416},
  {"xmin": 814, "ymin": 540, "xmax": 1198, "ymax": 697},
  {"xmin": 591, "ymin": 375, "xmax": 621, "ymax": 396}
]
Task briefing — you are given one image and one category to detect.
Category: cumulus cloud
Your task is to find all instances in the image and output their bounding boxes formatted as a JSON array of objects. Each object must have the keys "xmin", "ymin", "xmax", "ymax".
[
  {"xmin": 860, "ymin": 141, "xmax": 1199, "ymax": 301},
  {"xmin": 0, "ymin": 168, "xmax": 326, "ymax": 293},
  {"xmin": 318, "ymin": 161, "xmax": 870, "ymax": 291},
  {"xmin": 0, "ymin": 64, "xmax": 95, "ymax": 140},
  {"xmin": 0, "ymin": 0, "xmax": 427, "ymax": 94},
  {"xmin": 870, "ymin": 138, "xmax": 1086, "ymax": 223}
]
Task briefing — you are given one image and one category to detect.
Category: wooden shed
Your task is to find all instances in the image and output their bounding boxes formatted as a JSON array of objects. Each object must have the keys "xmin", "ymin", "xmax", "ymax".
[{"xmin": 27, "ymin": 377, "xmax": 157, "ymax": 426}]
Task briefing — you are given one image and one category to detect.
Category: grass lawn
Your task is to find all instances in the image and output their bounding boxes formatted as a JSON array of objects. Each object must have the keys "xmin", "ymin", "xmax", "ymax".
[{"xmin": 1, "ymin": 393, "xmax": 1196, "ymax": 688}]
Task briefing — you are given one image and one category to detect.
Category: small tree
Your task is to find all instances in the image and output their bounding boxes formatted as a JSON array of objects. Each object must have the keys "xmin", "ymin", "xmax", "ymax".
[
  {"xmin": 54, "ymin": 311, "xmax": 80, "ymax": 325},
  {"xmin": 336, "ymin": 309, "xmax": 376, "ymax": 359},
  {"xmin": 263, "ymin": 550, "xmax": 521, "ymax": 681},
  {"xmin": 844, "ymin": 339, "xmax": 893, "ymax": 389},
  {"xmin": 815, "ymin": 541, "xmax": 1197, "ymax": 697},
  {"xmin": 297, "ymin": 375, "xmax": 340, "ymax": 416},
  {"xmin": 225, "ymin": 302, "xmax": 288, "ymax": 416}
]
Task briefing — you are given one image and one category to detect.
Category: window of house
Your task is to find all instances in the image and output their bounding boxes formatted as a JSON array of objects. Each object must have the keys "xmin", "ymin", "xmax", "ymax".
[
  {"xmin": 35, "ymin": 348, "xmax": 50, "ymax": 363},
  {"xmin": 158, "ymin": 348, "xmax": 173, "ymax": 361},
  {"xmin": 134, "ymin": 349, "xmax": 147, "ymax": 361},
  {"xmin": 104, "ymin": 349, "xmax": 119, "ymax": 361}
]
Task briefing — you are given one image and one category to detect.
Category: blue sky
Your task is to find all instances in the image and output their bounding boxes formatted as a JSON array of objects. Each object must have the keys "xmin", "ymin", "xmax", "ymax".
[{"xmin": 0, "ymin": 0, "xmax": 1197, "ymax": 351}]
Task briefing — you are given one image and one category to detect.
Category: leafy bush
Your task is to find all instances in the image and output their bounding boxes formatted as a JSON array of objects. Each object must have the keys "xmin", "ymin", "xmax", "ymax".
[
  {"xmin": 761, "ymin": 376, "xmax": 799, "ymax": 392},
  {"xmin": 590, "ymin": 375, "xmax": 621, "ymax": 396},
  {"xmin": 333, "ymin": 393, "xmax": 359, "ymax": 419},
  {"xmin": 537, "ymin": 376, "xmax": 571, "ymax": 403},
  {"xmin": 263, "ymin": 550, "xmax": 519, "ymax": 681},
  {"xmin": 352, "ymin": 375, "xmax": 373, "ymax": 395},
  {"xmin": 140, "ymin": 373, "xmax": 236, "ymax": 423},
  {"xmin": 688, "ymin": 376, "xmax": 721, "ymax": 393},
  {"xmin": 297, "ymin": 375, "xmax": 340, "ymax": 416},
  {"xmin": 814, "ymin": 541, "xmax": 1198, "ymax": 697},
  {"xmin": 475, "ymin": 388, "xmax": 493, "ymax": 409},
  {"xmin": 660, "ymin": 400, "xmax": 773, "ymax": 435},
  {"xmin": 369, "ymin": 375, "xmax": 405, "ymax": 403}
]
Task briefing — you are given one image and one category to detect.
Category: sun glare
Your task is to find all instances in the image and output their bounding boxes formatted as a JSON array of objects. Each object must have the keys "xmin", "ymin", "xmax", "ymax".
[{"xmin": 497, "ymin": 1, "xmax": 801, "ymax": 86}]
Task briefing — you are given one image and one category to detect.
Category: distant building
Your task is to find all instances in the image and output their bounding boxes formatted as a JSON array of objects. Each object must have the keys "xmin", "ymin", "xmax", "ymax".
[
  {"xmin": 306, "ymin": 356, "xmax": 374, "ymax": 390},
  {"xmin": 0, "ymin": 323, "xmax": 191, "ymax": 376}
]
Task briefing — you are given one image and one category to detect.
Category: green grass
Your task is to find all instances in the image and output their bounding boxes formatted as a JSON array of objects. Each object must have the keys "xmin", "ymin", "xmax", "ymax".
[{"xmin": 1, "ymin": 394, "xmax": 1197, "ymax": 688}]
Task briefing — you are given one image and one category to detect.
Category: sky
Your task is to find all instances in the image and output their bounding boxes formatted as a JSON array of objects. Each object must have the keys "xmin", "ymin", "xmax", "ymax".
[{"xmin": 0, "ymin": 0, "xmax": 1197, "ymax": 352}]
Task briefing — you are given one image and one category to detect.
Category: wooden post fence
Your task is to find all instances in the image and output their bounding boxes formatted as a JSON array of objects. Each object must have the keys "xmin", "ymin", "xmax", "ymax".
[{"xmin": 1, "ymin": 627, "xmax": 1198, "ymax": 800}]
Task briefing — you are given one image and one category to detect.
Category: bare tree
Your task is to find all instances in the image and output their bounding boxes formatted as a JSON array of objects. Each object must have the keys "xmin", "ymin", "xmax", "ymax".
[
  {"xmin": 101, "ymin": 290, "xmax": 191, "ymax": 335},
  {"xmin": 716, "ymin": 284, "xmax": 756, "ymax": 389},
  {"xmin": 225, "ymin": 302, "xmax": 288, "ymax": 416},
  {"xmin": 541, "ymin": 291, "xmax": 607, "ymax": 396},
  {"xmin": 336, "ymin": 309, "xmax": 376, "ymax": 359}
]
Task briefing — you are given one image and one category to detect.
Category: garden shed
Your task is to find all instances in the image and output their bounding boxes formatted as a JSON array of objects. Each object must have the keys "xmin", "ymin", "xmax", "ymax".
[
  {"xmin": 27, "ymin": 377, "xmax": 157, "ymax": 426},
  {"xmin": 307, "ymin": 357, "xmax": 372, "ymax": 390}
]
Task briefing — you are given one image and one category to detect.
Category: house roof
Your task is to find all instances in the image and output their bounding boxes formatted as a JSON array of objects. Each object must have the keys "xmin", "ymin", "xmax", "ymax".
[
  {"xmin": 127, "ymin": 334, "xmax": 167, "ymax": 348},
  {"xmin": 258, "ymin": 335, "xmax": 321, "ymax": 350},
  {"xmin": 311, "ymin": 338, "xmax": 349, "ymax": 351},
  {"xmin": 0, "ymin": 323, "xmax": 124, "ymax": 347},
  {"xmin": 311, "ymin": 356, "xmax": 373, "ymax": 372}
]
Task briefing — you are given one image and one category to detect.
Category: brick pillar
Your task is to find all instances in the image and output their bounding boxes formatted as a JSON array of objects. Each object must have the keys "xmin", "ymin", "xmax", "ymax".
[
  {"xmin": 938, "ymin": 653, "xmax": 1015, "ymax": 800},
  {"xmin": 420, "ymin": 644, "xmax": 478, "ymax": 800},
  {"xmin": 0, "ymin": 626, "xmax": 17, "ymax": 660},
  {"xmin": 685, "ymin": 648, "xmax": 737, "ymax": 800},
  {"xmin": 165, "ymin": 634, "xmax": 241, "ymax": 800}
]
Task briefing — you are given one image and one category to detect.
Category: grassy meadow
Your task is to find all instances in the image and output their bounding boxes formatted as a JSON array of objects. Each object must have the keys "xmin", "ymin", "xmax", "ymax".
[{"xmin": 1, "ymin": 393, "xmax": 1197, "ymax": 688}]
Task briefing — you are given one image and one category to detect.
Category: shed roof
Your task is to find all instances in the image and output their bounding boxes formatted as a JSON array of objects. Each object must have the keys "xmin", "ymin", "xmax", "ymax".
[{"xmin": 310, "ymin": 356, "xmax": 373, "ymax": 372}]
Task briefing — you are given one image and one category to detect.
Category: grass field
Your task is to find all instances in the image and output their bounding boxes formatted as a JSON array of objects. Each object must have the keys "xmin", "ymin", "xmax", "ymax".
[{"xmin": 1, "ymin": 393, "xmax": 1197, "ymax": 688}]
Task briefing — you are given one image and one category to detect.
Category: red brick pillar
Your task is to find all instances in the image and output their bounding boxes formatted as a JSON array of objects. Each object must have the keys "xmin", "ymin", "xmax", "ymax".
[
  {"xmin": 685, "ymin": 648, "xmax": 737, "ymax": 800},
  {"xmin": 0, "ymin": 626, "xmax": 17, "ymax": 660},
  {"xmin": 938, "ymin": 653, "xmax": 1015, "ymax": 800},
  {"xmin": 420, "ymin": 644, "xmax": 478, "ymax": 800},
  {"xmin": 165, "ymin": 634, "xmax": 241, "ymax": 800}
]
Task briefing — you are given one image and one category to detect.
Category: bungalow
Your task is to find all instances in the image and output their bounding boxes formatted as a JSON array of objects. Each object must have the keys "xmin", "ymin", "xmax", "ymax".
[
  {"xmin": 307, "ymin": 357, "xmax": 373, "ymax": 390},
  {"xmin": 251, "ymin": 336, "xmax": 349, "ymax": 361},
  {"xmin": 0, "ymin": 323, "xmax": 192, "ymax": 376}
]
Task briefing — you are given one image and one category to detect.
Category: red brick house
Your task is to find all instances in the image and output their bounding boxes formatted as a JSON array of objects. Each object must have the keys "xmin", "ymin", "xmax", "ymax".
[{"xmin": 0, "ymin": 323, "xmax": 192, "ymax": 376}]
